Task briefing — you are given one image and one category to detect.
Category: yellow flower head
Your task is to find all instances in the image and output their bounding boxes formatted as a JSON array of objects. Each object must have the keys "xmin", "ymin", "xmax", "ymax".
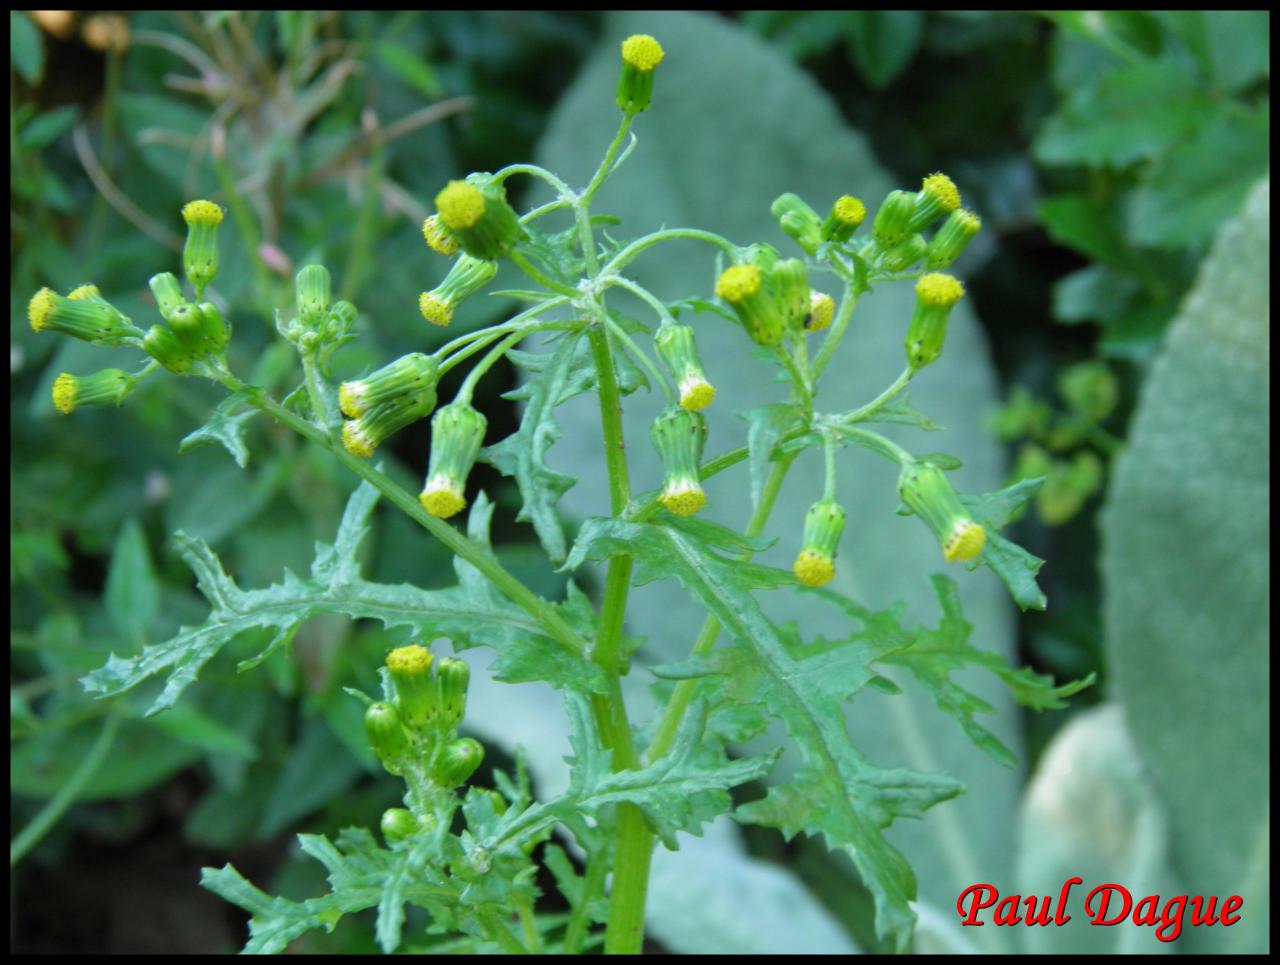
[
  {"xmin": 943, "ymin": 520, "xmax": 986, "ymax": 563},
  {"xmin": 182, "ymin": 200, "xmax": 224, "ymax": 226},
  {"xmin": 793, "ymin": 549, "xmax": 835, "ymax": 588},
  {"xmin": 338, "ymin": 381, "xmax": 366, "ymax": 419},
  {"xmin": 52, "ymin": 373, "xmax": 78, "ymax": 414},
  {"xmin": 386, "ymin": 644, "xmax": 433, "ymax": 676},
  {"xmin": 420, "ymin": 478, "xmax": 468, "ymax": 519},
  {"xmin": 832, "ymin": 195, "xmax": 866, "ymax": 227},
  {"xmin": 422, "ymin": 214, "xmax": 460, "ymax": 256},
  {"xmin": 916, "ymin": 273, "xmax": 965, "ymax": 308},
  {"xmin": 68, "ymin": 284, "xmax": 101, "ymax": 301},
  {"xmin": 435, "ymin": 180, "xmax": 486, "ymax": 231},
  {"xmin": 28, "ymin": 288, "xmax": 56, "ymax": 331},
  {"xmin": 806, "ymin": 291, "xmax": 835, "ymax": 332},
  {"xmin": 921, "ymin": 173, "xmax": 960, "ymax": 214},
  {"xmin": 342, "ymin": 421, "xmax": 377, "ymax": 458},
  {"xmin": 678, "ymin": 375, "xmax": 716, "ymax": 412},
  {"xmin": 660, "ymin": 480, "xmax": 707, "ymax": 516},
  {"xmin": 621, "ymin": 34, "xmax": 664, "ymax": 72},
  {"xmin": 953, "ymin": 209, "xmax": 981, "ymax": 233},
  {"xmin": 419, "ymin": 292, "xmax": 454, "ymax": 327},
  {"xmin": 715, "ymin": 264, "xmax": 762, "ymax": 304}
]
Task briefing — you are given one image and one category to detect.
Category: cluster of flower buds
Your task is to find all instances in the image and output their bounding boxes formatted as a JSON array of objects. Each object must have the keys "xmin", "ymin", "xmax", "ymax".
[
  {"xmin": 364, "ymin": 645, "xmax": 484, "ymax": 794},
  {"xmin": 651, "ymin": 407, "xmax": 708, "ymax": 515},
  {"xmin": 432, "ymin": 174, "xmax": 523, "ymax": 262},
  {"xmin": 715, "ymin": 243, "xmax": 811, "ymax": 347},
  {"xmin": 654, "ymin": 324, "xmax": 715, "ymax": 411},
  {"xmin": 28, "ymin": 284, "xmax": 133, "ymax": 345},
  {"xmin": 419, "ymin": 402, "xmax": 488, "ymax": 518},
  {"xmin": 277, "ymin": 264, "xmax": 357, "ymax": 353},
  {"xmin": 140, "ymin": 271, "xmax": 231, "ymax": 373},
  {"xmin": 616, "ymin": 33, "xmax": 665, "ymax": 113},
  {"xmin": 339, "ymin": 353, "xmax": 439, "ymax": 458},
  {"xmin": 793, "ymin": 498, "xmax": 847, "ymax": 588},
  {"xmin": 869, "ymin": 173, "xmax": 980, "ymax": 276},
  {"xmin": 419, "ymin": 254, "xmax": 498, "ymax": 328},
  {"xmin": 770, "ymin": 192, "xmax": 867, "ymax": 257},
  {"xmin": 898, "ymin": 462, "xmax": 986, "ymax": 563}
]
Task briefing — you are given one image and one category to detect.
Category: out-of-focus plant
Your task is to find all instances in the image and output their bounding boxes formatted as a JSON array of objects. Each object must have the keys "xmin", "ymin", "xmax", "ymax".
[
  {"xmin": 988, "ymin": 360, "xmax": 1119, "ymax": 525},
  {"xmin": 1035, "ymin": 11, "xmax": 1269, "ymax": 357}
]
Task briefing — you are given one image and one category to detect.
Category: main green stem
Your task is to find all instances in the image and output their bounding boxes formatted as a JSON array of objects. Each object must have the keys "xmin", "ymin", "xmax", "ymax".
[{"xmin": 586, "ymin": 321, "xmax": 652, "ymax": 954}]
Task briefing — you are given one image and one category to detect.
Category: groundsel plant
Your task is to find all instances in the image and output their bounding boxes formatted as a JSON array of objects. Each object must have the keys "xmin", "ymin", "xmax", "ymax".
[{"xmin": 44, "ymin": 34, "xmax": 1092, "ymax": 954}]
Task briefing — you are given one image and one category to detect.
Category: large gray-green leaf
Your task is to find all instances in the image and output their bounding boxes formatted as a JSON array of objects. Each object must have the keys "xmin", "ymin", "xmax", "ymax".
[
  {"xmin": 537, "ymin": 10, "xmax": 1018, "ymax": 951},
  {"xmin": 1016, "ymin": 704, "xmax": 1180, "ymax": 953},
  {"xmin": 1102, "ymin": 178, "xmax": 1270, "ymax": 954}
]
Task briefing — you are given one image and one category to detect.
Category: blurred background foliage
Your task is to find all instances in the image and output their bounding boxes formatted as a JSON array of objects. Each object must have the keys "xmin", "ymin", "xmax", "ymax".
[{"xmin": 10, "ymin": 10, "xmax": 1268, "ymax": 954}]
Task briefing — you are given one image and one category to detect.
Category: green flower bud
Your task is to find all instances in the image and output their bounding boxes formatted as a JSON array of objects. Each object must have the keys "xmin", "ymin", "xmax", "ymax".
[
  {"xmin": 925, "ymin": 208, "xmax": 981, "ymax": 270},
  {"xmin": 422, "ymin": 213, "xmax": 460, "ymax": 257},
  {"xmin": 148, "ymin": 272, "xmax": 186, "ymax": 321},
  {"xmin": 380, "ymin": 807, "xmax": 421, "ymax": 843},
  {"xmin": 295, "ymin": 264, "xmax": 332, "ymax": 327},
  {"xmin": 651, "ymin": 407, "xmax": 708, "ymax": 516},
  {"xmin": 181, "ymin": 200, "xmax": 224, "ymax": 296},
  {"xmin": 365, "ymin": 701, "xmax": 411, "ymax": 772},
  {"xmin": 904, "ymin": 273, "xmax": 965, "ymax": 371},
  {"xmin": 143, "ymin": 324, "xmax": 194, "ymax": 373},
  {"xmin": 385, "ymin": 644, "xmax": 436, "ymax": 729},
  {"xmin": 1058, "ymin": 361, "xmax": 1118, "ymax": 424},
  {"xmin": 821, "ymin": 195, "xmax": 867, "ymax": 244},
  {"xmin": 805, "ymin": 290, "xmax": 835, "ymax": 333},
  {"xmin": 340, "ymin": 353, "xmax": 438, "ymax": 419},
  {"xmin": 196, "ymin": 301, "xmax": 231, "ymax": 353},
  {"xmin": 773, "ymin": 258, "xmax": 811, "ymax": 332},
  {"xmin": 872, "ymin": 190, "xmax": 917, "ymax": 247},
  {"xmin": 771, "ymin": 192, "xmax": 823, "ymax": 255},
  {"xmin": 166, "ymin": 302, "xmax": 210, "ymax": 354},
  {"xmin": 879, "ymin": 233, "xmax": 928, "ymax": 273},
  {"xmin": 325, "ymin": 299, "xmax": 358, "ymax": 340},
  {"xmin": 899, "ymin": 462, "xmax": 986, "ymax": 563},
  {"xmin": 435, "ymin": 657, "xmax": 471, "ymax": 728},
  {"xmin": 792, "ymin": 498, "xmax": 846, "ymax": 588},
  {"xmin": 51, "ymin": 368, "xmax": 134, "ymax": 415},
  {"xmin": 433, "ymin": 737, "xmax": 484, "ymax": 789},
  {"xmin": 908, "ymin": 172, "xmax": 961, "ymax": 234},
  {"xmin": 418, "ymin": 254, "xmax": 498, "ymax": 328},
  {"xmin": 420, "ymin": 402, "xmax": 488, "ymax": 519},
  {"xmin": 616, "ymin": 34, "xmax": 664, "ymax": 112},
  {"xmin": 655, "ymin": 324, "xmax": 716, "ymax": 412},
  {"xmin": 342, "ymin": 389, "xmax": 437, "ymax": 459},
  {"xmin": 434, "ymin": 175, "xmax": 522, "ymax": 262},
  {"xmin": 28, "ymin": 286, "xmax": 130, "ymax": 344}
]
